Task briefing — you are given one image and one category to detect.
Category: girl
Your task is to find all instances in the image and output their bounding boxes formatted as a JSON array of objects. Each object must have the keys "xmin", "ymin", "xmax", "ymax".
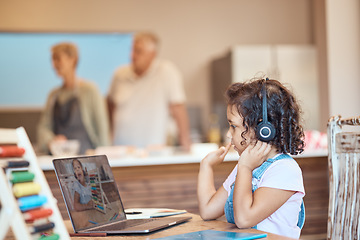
[
  {"xmin": 72, "ymin": 159, "xmax": 94, "ymax": 211},
  {"xmin": 198, "ymin": 78, "xmax": 305, "ymax": 239}
]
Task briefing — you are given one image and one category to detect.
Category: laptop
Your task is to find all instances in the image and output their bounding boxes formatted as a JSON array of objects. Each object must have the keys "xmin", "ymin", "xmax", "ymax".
[{"xmin": 53, "ymin": 155, "xmax": 191, "ymax": 234}]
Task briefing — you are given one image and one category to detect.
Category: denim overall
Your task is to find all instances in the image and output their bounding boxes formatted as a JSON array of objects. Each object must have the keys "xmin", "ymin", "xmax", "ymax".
[{"xmin": 224, "ymin": 154, "xmax": 305, "ymax": 229}]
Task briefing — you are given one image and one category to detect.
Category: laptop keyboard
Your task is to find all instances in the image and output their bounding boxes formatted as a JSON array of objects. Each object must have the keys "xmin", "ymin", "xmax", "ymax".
[{"xmin": 92, "ymin": 218, "xmax": 157, "ymax": 231}]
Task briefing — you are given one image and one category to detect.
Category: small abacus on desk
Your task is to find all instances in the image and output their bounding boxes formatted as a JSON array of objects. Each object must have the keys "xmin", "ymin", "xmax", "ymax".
[{"xmin": 0, "ymin": 127, "xmax": 70, "ymax": 240}]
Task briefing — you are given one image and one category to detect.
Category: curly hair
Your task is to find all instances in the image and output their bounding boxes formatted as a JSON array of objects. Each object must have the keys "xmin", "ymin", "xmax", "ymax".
[{"xmin": 225, "ymin": 78, "xmax": 305, "ymax": 155}]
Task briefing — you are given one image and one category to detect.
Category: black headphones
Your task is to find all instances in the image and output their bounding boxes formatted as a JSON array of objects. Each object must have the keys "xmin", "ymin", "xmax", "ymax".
[{"xmin": 255, "ymin": 78, "xmax": 276, "ymax": 142}]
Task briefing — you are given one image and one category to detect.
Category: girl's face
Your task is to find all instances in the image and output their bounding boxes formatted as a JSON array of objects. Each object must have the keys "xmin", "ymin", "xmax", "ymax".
[
  {"xmin": 226, "ymin": 105, "xmax": 255, "ymax": 155},
  {"xmin": 52, "ymin": 51, "xmax": 75, "ymax": 77},
  {"xmin": 73, "ymin": 160, "xmax": 85, "ymax": 183}
]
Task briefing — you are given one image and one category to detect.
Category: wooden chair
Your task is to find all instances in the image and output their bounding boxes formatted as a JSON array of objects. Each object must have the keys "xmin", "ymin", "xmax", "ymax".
[{"xmin": 327, "ymin": 115, "xmax": 360, "ymax": 239}]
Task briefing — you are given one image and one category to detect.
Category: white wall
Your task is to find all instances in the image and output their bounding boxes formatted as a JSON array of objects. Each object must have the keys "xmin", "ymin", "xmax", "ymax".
[
  {"xmin": 326, "ymin": 0, "xmax": 360, "ymax": 118},
  {"xmin": 232, "ymin": 45, "xmax": 320, "ymax": 130}
]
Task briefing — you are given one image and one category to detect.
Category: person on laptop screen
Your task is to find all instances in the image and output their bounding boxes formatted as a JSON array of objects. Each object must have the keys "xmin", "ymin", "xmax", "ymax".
[
  {"xmin": 72, "ymin": 159, "xmax": 94, "ymax": 211},
  {"xmin": 197, "ymin": 78, "xmax": 305, "ymax": 239},
  {"xmin": 54, "ymin": 156, "xmax": 125, "ymax": 230},
  {"xmin": 54, "ymin": 155, "xmax": 191, "ymax": 234}
]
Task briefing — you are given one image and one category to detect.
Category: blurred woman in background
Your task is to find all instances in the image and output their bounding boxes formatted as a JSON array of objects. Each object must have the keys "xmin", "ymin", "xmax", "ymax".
[{"xmin": 37, "ymin": 42, "xmax": 109, "ymax": 155}]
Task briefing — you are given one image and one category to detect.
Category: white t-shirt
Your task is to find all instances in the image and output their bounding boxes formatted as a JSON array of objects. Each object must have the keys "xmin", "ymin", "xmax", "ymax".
[
  {"xmin": 223, "ymin": 157, "xmax": 305, "ymax": 239},
  {"xmin": 72, "ymin": 180, "xmax": 92, "ymax": 205},
  {"xmin": 108, "ymin": 59, "xmax": 186, "ymax": 147}
]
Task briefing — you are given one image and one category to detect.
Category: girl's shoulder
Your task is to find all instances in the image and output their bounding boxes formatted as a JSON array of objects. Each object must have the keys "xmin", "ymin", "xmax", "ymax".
[
  {"xmin": 260, "ymin": 157, "xmax": 304, "ymax": 194},
  {"xmin": 279, "ymin": 154, "xmax": 300, "ymax": 165},
  {"xmin": 267, "ymin": 156, "xmax": 302, "ymax": 175}
]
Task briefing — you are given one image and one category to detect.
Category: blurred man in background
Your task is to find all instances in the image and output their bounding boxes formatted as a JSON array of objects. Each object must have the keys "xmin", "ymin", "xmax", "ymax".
[{"xmin": 107, "ymin": 32, "xmax": 191, "ymax": 151}]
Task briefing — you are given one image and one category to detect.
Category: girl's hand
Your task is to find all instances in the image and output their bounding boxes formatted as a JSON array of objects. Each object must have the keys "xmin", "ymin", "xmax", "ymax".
[
  {"xmin": 238, "ymin": 141, "xmax": 272, "ymax": 171},
  {"xmin": 201, "ymin": 142, "xmax": 231, "ymax": 167}
]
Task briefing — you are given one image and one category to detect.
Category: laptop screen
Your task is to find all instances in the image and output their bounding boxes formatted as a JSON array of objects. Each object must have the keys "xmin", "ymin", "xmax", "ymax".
[{"xmin": 53, "ymin": 155, "xmax": 126, "ymax": 231}]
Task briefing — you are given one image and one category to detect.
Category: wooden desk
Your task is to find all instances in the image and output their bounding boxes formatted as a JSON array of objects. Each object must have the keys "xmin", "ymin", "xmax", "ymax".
[
  {"xmin": 44, "ymin": 156, "xmax": 328, "ymax": 237},
  {"xmin": 63, "ymin": 213, "xmax": 296, "ymax": 240},
  {"xmin": 4, "ymin": 213, "xmax": 296, "ymax": 239}
]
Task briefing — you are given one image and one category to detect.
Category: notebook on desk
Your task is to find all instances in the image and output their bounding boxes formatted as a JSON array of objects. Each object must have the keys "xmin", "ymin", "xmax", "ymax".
[{"xmin": 53, "ymin": 155, "xmax": 191, "ymax": 234}]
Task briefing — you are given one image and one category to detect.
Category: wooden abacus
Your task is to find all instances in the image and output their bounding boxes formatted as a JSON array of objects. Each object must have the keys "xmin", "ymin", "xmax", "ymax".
[
  {"xmin": 0, "ymin": 127, "xmax": 70, "ymax": 240},
  {"xmin": 89, "ymin": 169, "xmax": 111, "ymax": 214}
]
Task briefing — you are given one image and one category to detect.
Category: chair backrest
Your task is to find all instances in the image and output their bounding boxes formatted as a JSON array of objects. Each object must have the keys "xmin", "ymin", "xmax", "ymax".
[{"xmin": 327, "ymin": 115, "xmax": 360, "ymax": 239}]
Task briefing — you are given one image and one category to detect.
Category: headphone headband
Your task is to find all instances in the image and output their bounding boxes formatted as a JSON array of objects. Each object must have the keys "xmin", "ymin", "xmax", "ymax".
[{"xmin": 262, "ymin": 78, "xmax": 269, "ymax": 123}]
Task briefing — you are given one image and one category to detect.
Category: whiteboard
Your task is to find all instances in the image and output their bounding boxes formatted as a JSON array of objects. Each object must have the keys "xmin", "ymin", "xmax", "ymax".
[{"xmin": 0, "ymin": 32, "xmax": 133, "ymax": 108}]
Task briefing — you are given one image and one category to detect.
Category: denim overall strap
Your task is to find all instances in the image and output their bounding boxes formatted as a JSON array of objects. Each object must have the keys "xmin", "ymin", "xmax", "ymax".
[
  {"xmin": 252, "ymin": 153, "xmax": 291, "ymax": 184},
  {"xmin": 224, "ymin": 155, "xmax": 286, "ymax": 226},
  {"xmin": 224, "ymin": 183, "xmax": 236, "ymax": 224},
  {"xmin": 224, "ymin": 154, "xmax": 305, "ymax": 229},
  {"xmin": 224, "ymin": 181, "xmax": 260, "ymax": 228},
  {"xmin": 297, "ymin": 201, "xmax": 305, "ymax": 229},
  {"xmin": 253, "ymin": 153, "xmax": 305, "ymax": 229}
]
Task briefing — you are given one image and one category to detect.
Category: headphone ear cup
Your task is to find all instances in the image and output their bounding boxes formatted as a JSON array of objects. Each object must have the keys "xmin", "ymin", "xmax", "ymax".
[{"xmin": 256, "ymin": 121, "xmax": 276, "ymax": 142}]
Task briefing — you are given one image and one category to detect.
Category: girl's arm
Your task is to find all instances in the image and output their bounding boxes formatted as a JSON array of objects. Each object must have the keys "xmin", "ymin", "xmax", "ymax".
[
  {"xmin": 233, "ymin": 142, "xmax": 295, "ymax": 228},
  {"xmin": 197, "ymin": 142, "xmax": 231, "ymax": 220}
]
